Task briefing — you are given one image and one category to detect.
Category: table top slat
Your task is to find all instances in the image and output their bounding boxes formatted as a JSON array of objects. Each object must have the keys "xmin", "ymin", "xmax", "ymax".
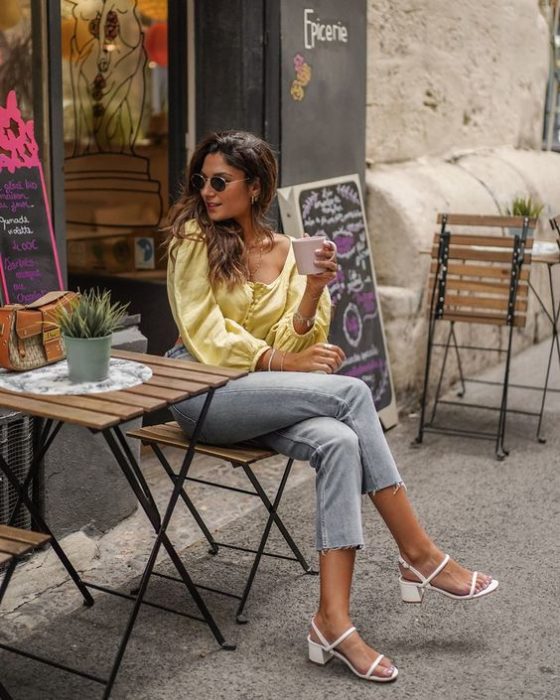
[
  {"xmin": 32, "ymin": 394, "xmax": 143, "ymax": 420},
  {"xmin": 100, "ymin": 391, "xmax": 167, "ymax": 411},
  {"xmin": 0, "ymin": 390, "xmax": 120, "ymax": 429},
  {"xmin": 146, "ymin": 376, "xmax": 219, "ymax": 396},
  {"xmin": 149, "ymin": 365, "xmax": 230, "ymax": 387},
  {"xmin": 111, "ymin": 349, "xmax": 246, "ymax": 379},
  {"xmin": 125, "ymin": 383, "xmax": 193, "ymax": 401}
]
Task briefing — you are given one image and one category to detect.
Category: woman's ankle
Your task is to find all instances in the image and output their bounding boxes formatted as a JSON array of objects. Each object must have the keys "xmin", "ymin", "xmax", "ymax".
[
  {"xmin": 399, "ymin": 541, "xmax": 442, "ymax": 568},
  {"xmin": 314, "ymin": 608, "xmax": 352, "ymax": 633}
]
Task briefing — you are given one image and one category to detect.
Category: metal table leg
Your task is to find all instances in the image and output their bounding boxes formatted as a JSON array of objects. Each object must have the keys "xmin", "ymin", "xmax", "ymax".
[
  {"xmin": 99, "ymin": 388, "xmax": 234, "ymax": 699},
  {"xmin": 0, "ymin": 387, "xmax": 233, "ymax": 698},
  {"xmin": 0, "ymin": 439, "xmax": 93, "ymax": 607}
]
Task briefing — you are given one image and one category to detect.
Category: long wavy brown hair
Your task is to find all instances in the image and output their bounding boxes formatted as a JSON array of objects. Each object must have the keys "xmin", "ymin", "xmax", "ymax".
[{"xmin": 164, "ymin": 131, "xmax": 278, "ymax": 288}]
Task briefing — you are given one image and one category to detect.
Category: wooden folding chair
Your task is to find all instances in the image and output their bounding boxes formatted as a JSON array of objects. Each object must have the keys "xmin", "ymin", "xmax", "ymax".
[
  {"xmin": 0, "ymin": 525, "xmax": 51, "ymax": 700},
  {"xmin": 127, "ymin": 422, "xmax": 315, "ymax": 623},
  {"xmin": 415, "ymin": 213, "xmax": 536, "ymax": 459}
]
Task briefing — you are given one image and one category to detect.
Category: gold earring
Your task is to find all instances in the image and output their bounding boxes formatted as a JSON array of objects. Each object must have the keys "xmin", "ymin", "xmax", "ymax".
[{"xmin": 251, "ymin": 194, "xmax": 258, "ymax": 205}]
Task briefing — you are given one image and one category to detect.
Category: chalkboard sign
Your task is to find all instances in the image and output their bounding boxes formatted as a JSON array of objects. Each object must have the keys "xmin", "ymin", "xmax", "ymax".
[
  {"xmin": 0, "ymin": 91, "xmax": 63, "ymax": 305},
  {"xmin": 278, "ymin": 175, "xmax": 398, "ymax": 428}
]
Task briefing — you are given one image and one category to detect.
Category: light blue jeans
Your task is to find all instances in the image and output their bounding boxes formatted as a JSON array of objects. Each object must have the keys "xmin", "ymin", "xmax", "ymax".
[{"xmin": 168, "ymin": 346, "xmax": 403, "ymax": 551}]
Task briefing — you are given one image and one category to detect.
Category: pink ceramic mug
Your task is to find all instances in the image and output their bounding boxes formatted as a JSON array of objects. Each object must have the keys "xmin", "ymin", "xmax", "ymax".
[{"xmin": 292, "ymin": 235, "xmax": 328, "ymax": 274}]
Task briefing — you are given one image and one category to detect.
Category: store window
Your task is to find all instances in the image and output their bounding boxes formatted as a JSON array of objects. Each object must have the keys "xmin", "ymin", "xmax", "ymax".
[
  {"xmin": 60, "ymin": 0, "xmax": 169, "ymax": 278},
  {"xmin": 0, "ymin": 1, "xmax": 33, "ymax": 117}
]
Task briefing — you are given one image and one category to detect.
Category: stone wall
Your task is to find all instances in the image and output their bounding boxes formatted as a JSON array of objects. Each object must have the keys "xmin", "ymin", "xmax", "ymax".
[
  {"xmin": 366, "ymin": 0, "xmax": 549, "ymax": 163},
  {"xmin": 364, "ymin": 1, "xmax": 560, "ymax": 408}
]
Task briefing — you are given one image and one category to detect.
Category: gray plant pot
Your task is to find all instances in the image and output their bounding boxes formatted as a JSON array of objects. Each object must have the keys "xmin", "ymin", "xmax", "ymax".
[{"xmin": 63, "ymin": 334, "xmax": 112, "ymax": 383}]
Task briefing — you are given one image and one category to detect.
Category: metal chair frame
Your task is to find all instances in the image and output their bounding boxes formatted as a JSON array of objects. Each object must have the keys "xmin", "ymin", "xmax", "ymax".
[
  {"xmin": 0, "ymin": 526, "xmax": 52, "ymax": 700},
  {"xmin": 415, "ymin": 213, "xmax": 536, "ymax": 460},
  {"xmin": 127, "ymin": 422, "xmax": 316, "ymax": 624}
]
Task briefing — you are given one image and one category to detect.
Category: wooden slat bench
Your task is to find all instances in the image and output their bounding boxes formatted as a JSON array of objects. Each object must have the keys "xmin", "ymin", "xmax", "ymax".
[
  {"xmin": 0, "ymin": 525, "xmax": 51, "ymax": 700},
  {"xmin": 127, "ymin": 422, "xmax": 316, "ymax": 623}
]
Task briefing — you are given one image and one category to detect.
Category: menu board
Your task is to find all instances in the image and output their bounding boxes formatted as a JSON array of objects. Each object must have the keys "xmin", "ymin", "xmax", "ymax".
[
  {"xmin": 278, "ymin": 174, "xmax": 397, "ymax": 428},
  {"xmin": 0, "ymin": 91, "xmax": 63, "ymax": 305}
]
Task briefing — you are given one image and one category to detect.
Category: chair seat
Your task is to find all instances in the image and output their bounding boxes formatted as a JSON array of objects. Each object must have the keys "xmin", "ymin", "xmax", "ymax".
[
  {"xmin": 0, "ymin": 525, "xmax": 50, "ymax": 561},
  {"xmin": 127, "ymin": 422, "xmax": 277, "ymax": 466},
  {"xmin": 127, "ymin": 421, "xmax": 312, "ymax": 623}
]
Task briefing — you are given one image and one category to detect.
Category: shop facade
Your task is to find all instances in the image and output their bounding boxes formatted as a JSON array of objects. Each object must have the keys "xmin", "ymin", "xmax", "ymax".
[
  {"xmin": 1, "ymin": 0, "xmax": 365, "ymax": 351},
  {"xmin": 0, "ymin": 0, "xmax": 367, "ymax": 533}
]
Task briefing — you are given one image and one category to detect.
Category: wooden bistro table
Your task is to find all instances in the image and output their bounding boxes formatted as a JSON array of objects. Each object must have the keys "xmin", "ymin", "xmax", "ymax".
[{"xmin": 0, "ymin": 349, "xmax": 245, "ymax": 698}]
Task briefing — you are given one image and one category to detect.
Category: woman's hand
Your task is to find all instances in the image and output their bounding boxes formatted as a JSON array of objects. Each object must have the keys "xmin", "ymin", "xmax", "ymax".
[
  {"xmin": 304, "ymin": 238, "xmax": 338, "ymax": 299},
  {"xmin": 284, "ymin": 343, "xmax": 345, "ymax": 373}
]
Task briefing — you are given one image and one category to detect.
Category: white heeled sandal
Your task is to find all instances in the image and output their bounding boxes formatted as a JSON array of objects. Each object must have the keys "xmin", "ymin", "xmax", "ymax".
[
  {"xmin": 398, "ymin": 554, "xmax": 499, "ymax": 603},
  {"xmin": 307, "ymin": 617, "xmax": 398, "ymax": 683}
]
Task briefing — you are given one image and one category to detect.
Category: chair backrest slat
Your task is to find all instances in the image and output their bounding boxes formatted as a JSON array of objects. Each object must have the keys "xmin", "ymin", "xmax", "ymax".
[
  {"xmin": 436, "ymin": 213, "xmax": 537, "ymax": 228},
  {"xmin": 433, "ymin": 233, "xmax": 534, "ymax": 248},
  {"xmin": 443, "ymin": 294, "xmax": 528, "ymax": 312},
  {"xmin": 427, "ymin": 213, "xmax": 534, "ymax": 328},
  {"xmin": 429, "ymin": 260, "xmax": 530, "ymax": 281},
  {"xmin": 437, "ymin": 278, "xmax": 529, "ymax": 297},
  {"xmin": 431, "ymin": 244, "xmax": 532, "ymax": 265},
  {"xmin": 441, "ymin": 311, "xmax": 526, "ymax": 327}
]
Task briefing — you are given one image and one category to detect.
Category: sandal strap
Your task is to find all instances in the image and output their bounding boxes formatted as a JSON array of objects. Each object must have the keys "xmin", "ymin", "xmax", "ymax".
[
  {"xmin": 365, "ymin": 654, "xmax": 384, "ymax": 678},
  {"xmin": 310, "ymin": 618, "xmax": 357, "ymax": 651},
  {"xmin": 399, "ymin": 553, "xmax": 450, "ymax": 588},
  {"xmin": 469, "ymin": 571, "xmax": 478, "ymax": 597},
  {"xmin": 326, "ymin": 625, "xmax": 357, "ymax": 651},
  {"xmin": 310, "ymin": 617, "xmax": 329, "ymax": 647}
]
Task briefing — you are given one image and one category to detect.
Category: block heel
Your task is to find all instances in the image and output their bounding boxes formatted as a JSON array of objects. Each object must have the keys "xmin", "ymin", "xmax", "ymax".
[
  {"xmin": 306, "ymin": 617, "xmax": 398, "ymax": 682},
  {"xmin": 399, "ymin": 578, "xmax": 424, "ymax": 603},
  {"xmin": 308, "ymin": 638, "xmax": 333, "ymax": 665}
]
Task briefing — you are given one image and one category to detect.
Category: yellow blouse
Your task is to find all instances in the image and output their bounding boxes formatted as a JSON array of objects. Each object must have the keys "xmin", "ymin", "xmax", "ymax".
[{"xmin": 167, "ymin": 222, "xmax": 331, "ymax": 371}]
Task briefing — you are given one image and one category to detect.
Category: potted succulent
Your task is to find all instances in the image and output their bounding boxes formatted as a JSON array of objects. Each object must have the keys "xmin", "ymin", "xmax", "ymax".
[
  {"xmin": 505, "ymin": 195, "xmax": 544, "ymax": 219},
  {"xmin": 505, "ymin": 195, "xmax": 544, "ymax": 237},
  {"xmin": 57, "ymin": 288, "xmax": 129, "ymax": 383}
]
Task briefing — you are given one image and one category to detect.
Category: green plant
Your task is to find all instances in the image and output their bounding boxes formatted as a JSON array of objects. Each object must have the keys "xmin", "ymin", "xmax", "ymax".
[
  {"xmin": 57, "ymin": 288, "xmax": 129, "ymax": 339},
  {"xmin": 505, "ymin": 195, "xmax": 544, "ymax": 218}
]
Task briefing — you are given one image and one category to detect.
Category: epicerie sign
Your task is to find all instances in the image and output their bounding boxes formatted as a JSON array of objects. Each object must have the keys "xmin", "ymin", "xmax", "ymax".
[{"xmin": 304, "ymin": 8, "xmax": 349, "ymax": 50}]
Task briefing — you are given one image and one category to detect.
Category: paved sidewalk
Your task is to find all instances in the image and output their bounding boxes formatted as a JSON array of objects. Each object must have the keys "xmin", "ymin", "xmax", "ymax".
[{"xmin": 1, "ymin": 339, "xmax": 559, "ymax": 699}]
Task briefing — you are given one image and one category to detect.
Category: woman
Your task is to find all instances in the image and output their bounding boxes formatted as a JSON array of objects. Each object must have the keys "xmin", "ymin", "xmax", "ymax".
[{"xmin": 165, "ymin": 130, "xmax": 498, "ymax": 683}]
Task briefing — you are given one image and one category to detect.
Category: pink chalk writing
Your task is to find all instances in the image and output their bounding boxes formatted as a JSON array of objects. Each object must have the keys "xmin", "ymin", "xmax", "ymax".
[
  {"xmin": 0, "ymin": 91, "xmax": 62, "ymax": 303},
  {"xmin": 0, "ymin": 91, "xmax": 40, "ymax": 172}
]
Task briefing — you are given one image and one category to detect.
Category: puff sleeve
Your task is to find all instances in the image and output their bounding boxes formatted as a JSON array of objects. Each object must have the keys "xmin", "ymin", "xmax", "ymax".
[{"xmin": 167, "ymin": 237, "xmax": 269, "ymax": 371}]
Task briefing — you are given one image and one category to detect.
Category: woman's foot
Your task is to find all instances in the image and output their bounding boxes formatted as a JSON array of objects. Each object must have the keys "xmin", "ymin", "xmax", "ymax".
[
  {"xmin": 399, "ymin": 546, "xmax": 494, "ymax": 597},
  {"xmin": 309, "ymin": 612, "xmax": 396, "ymax": 680}
]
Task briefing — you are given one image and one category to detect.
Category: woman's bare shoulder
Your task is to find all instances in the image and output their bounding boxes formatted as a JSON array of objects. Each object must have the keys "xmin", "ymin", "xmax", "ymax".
[{"xmin": 272, "ymin": 232, "xmax": 291, "ymax": 252}]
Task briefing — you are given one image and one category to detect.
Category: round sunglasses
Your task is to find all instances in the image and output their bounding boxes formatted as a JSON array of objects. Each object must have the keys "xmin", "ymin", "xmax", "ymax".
[{"xmin": 191, "ymin": 173, "xmax": 249, "ymax": 193}]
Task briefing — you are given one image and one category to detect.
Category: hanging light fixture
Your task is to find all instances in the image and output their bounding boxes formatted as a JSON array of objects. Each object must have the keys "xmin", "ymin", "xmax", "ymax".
[
  {"xmin": 0, "ymin": 0, "xmax": 22, "ymax": 31},
  {"xmin": 137, "ymin": 0, "xmax": 167, "ymax": 22}
]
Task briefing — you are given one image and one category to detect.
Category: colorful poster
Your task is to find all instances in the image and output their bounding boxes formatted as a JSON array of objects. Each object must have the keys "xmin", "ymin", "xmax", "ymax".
[{"xmin": 0, "ymin": 90, "xmax": 63, "ymax": 304}]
